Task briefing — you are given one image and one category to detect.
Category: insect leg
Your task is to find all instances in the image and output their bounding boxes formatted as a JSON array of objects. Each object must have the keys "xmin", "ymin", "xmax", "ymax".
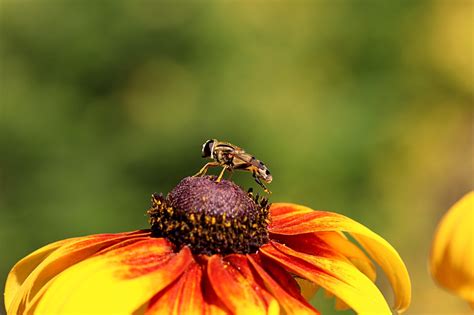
[
  {"xmin": 194, "ymin": 162, "xmax": 220, "ymax": 177},
  {"xmin": 227, "ymin": 168, "xmax": 234, "ymax": 180},
  {"xmin": 216, "ymin": 165, "xmax": 228, "ymax": 182},
  {"xmin": 253, "ymin": 171, "xmax": 272, "ymax": 194}
]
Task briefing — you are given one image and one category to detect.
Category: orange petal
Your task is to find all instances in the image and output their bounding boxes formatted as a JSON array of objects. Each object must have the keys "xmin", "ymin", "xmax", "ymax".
[
  {"xmin": 247, "ymin": 255, "xmax": 320, "ymax": 315},
  {"xmin": 202, "ymin": 264, "xmax": 232, "ymax": 315},
  {"xmin": 207, "ymin": 255, "xmax": 279, "ymax": 315},
  {"xmin": 6, "ymin": 230, "xmax": 150, "ymax": 314},
  {"xmin": 270, "ymin": 203, "xmax": 411, "ymax": 313},
  {"xmin": 146, "ymin": 261, "xmax": 205, "ymax": 315},
  {"xmin": 30, "ymin": 239, "xmax": 192, "ymax": 314},
  {"xmin": 225, "ymin": 255, "xmax": 280, "ymax": 311},
  {"xmin": 253, "ymin": 254, "xmax": 310, "ymax": 302},
  {"xmin": 269, "ymin": 202, "xmax": 311, "ymax": 219},
  {"xmin": 273, "ymin": 232, "xmax": 376, "ymax": 282},
  {"xmin": 261, "ymin": 241, "xmax": 392, "ymax": 314},
  {"xmin": 430, "ymin": 191, "xmax": 474, "ymax": 305}
]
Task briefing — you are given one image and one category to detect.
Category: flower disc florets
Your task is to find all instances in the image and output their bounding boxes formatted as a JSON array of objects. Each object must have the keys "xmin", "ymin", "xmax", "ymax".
[{"xmin": 147, "ymin": 176, "xmax": 271, "ymax": 255}]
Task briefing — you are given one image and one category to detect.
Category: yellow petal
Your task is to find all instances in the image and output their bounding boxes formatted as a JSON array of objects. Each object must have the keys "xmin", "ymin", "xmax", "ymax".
[
  {"xmin": 317, "ymin": 232, "xmax": 376, "ymax": 283},
  {"xmin": 430, "ymin": 191, "xmax": 474, "ymax": 304},
  {"xmin": 270, "ymin": 203, "xmax": 411, "ymax": 313},
  {"xmin": 4, "ymin": 238, "xmax": 72, "ymax": 310},
  {"xmin": 31, "ymin": 239, "xmax": 192, "ymax": 314},
  {"xmin": 275, "ymin": 232, "xmax": 375, "ymax": 311},
  {"xmin": 6, "ymin": 231, "xmax": 150, "ymax": 314},
  {"xmin": 296, "ymin": 278, "xmax": 319, "ymax": 302},
  {"xmin": 261, "ymin": 241, "xmax": 392, "ymax": 314}
]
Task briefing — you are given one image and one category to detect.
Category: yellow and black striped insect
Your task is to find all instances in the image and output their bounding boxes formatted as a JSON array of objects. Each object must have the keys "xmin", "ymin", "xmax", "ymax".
[{"xmin": 194, "ymin": 139, "xmax": 272, "ymax": 193}]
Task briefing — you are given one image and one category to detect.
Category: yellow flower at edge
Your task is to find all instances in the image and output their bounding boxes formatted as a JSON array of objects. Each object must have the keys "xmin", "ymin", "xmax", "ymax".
[
  {"xmin": 5, "ymin": 176, "xmax": 411, "ymax": 314},
  {"xmin": 430, "ymin": 191, "xmax": 474, "ymax": 307}
]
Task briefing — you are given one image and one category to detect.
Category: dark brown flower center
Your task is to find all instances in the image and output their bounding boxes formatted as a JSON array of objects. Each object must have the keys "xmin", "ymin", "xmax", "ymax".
[{"xmin": 147, "ymin": 176, "xmax": 270, "ymax": 255}]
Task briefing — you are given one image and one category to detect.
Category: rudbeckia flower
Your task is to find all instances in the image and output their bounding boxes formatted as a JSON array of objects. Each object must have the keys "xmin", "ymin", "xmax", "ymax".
[
  {"xmin": 5, "ymin": 176, "xmax": 411, "ymax": 314},
  {"xmin": 430, "ymin": 191, "xmax": 474, "ymax": 307}
]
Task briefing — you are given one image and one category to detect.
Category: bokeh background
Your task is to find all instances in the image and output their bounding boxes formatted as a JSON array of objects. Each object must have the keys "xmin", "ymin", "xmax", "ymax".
[{"xmin": 1, "ymin": 1, "xmax": 472, "ymax": 314}]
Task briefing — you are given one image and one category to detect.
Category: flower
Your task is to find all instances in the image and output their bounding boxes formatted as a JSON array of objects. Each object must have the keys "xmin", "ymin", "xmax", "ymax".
[
  {"xmin": 5, "ymin": 176, "xmax": 411, "ymax": 314},
  {"xmin": 430, "ymin": 191, "xmax": 474, "ymax": 307}
]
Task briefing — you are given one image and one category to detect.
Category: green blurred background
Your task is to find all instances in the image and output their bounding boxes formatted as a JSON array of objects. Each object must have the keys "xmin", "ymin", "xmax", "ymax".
[{"xmin": 1, "ymin": 1, "xmax": 472, "ymax": 314}]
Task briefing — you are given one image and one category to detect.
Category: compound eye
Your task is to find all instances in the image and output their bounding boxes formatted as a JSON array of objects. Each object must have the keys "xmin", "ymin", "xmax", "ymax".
[{"xmin": 202, "ymin": 140, "xmax": 214, "ymax": 157}]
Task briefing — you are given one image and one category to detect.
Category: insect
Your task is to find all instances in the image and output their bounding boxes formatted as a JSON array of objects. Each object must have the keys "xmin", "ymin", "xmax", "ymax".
[{"xmin": 194, "ymin": 139, "xmax": 273, "ymax": 193}]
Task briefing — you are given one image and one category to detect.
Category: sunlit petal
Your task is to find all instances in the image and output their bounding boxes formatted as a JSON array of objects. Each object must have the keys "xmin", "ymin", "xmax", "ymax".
[
  {"xmin": 207, "ymin": 255, "xmax": 279, "ymax": 315},
  {"xmin": 270, "ymin": 203, "xmax": 411, "ymax": 312},
  {"xmin": 273, "ymin": 232, "xmax": 376, "ymax": 311},
  {"xmin": 318, "ymin": 232, "xmax": 376, "ymax": 282},
  {"xmin": 269, "ymin": 202, "xmax": 311, "ymax": 219},
  {"xmin": 31, "ymin": 239, "xmax": 192, "ymax": 314},
  {"xmin": 225, "ymin": 255, "xmax": 280, "ymax": 312},
  {"xmin": 274, "ymin": 231, "xmax": 376, "ymax": 282},
  {"xmin": 4, "ymin": 238, "xmax": 71, "ymax": 310},
  {"xmin": 261, "ymin": 241, "xmax": 392, "ymax": 314},
  {"xmin": 248, "ymin": 255, "xmax": 320, "ymax": 315},
  {"xmin": 430, "ymin": 191, "xmax": 474, "ymax": 305},
  {"xmin": 146, "ymin": 261, "xmax": 204, "ymax": 315},
  {"xmin": 251, "ymin": 254, "xmax": 318, "ymax": 305},
  {"xmin": 202, "ymin": 264, "xmax": 232, "ymax": 315},
  {"xmin": 6, "ymin": 230, "xmax": 150, "ymax": 314}
]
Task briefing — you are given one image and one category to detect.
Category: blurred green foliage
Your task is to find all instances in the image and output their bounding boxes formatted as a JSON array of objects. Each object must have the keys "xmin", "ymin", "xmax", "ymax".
[{"xmin": 1, "ymin": 1, "xmax": 472, "ymax": 314}]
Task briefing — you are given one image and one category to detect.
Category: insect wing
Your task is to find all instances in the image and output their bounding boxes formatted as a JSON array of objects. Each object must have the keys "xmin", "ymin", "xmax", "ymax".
[{"xmin": 231, "ymin": 151, "xmax": 256, "ymax": 169}]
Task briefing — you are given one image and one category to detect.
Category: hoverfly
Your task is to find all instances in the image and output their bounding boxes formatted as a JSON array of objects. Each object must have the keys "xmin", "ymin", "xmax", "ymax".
[{"xmin": 194, "ymin": 139, "xmax": 272, "ymax": 193}]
